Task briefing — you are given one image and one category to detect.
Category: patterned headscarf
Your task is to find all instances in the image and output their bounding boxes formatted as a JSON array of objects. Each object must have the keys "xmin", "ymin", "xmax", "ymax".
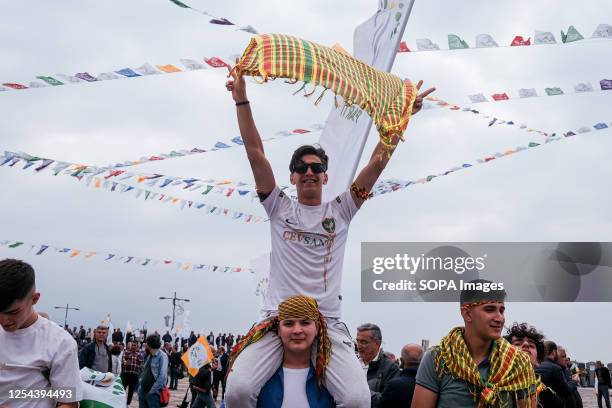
[
  {"xmin": 231, "ymin": 33, "xmax": 418, "ymax": 151},
  {"xmin": 228, "ymin": 295, "xmax": 331, "ymax": 384},
  {"xmin": 434, "ymin": 327, "xmax": 541, "ymax": 407}
]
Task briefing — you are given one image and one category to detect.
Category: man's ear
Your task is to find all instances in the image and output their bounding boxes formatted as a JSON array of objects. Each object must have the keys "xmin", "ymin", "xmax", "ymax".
[
  {"xmin": 460, "ymin": 306, "xmax": 472, "ymax": 323},
  {"xmin": 290, "ymin": 173, "xmax": 296, "ymax": 186},
  {"xmin": 322, "ymin": 173, "xmax": 328, "ymax": 185},
  {"xmin": 32, "ymin": 292, "xmax": 41, "ymax": 306}
]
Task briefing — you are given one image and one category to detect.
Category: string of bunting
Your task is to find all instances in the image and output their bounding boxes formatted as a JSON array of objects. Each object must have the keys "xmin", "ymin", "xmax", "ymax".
[
  {"xmin": 167, "ymin": 0, "xmax": 258, "ymax": 34},
  {"xmin": 467, "ymin": 79, "xmax": 612, "ymax": 104},
  {"xmin": 423, "ymin": 96, "xmax": 553, "ymax": 137},
  {"xmin": 1, "ymin": 58, "xmax": 234, "ymax": 93},
  {"xmin": 0, "ymin": 151, "xmax": 266, "ymax": 224},
  {"xmin": 0, "ymin": 239, "xmax": 253, "ymax": 273},
  {"xmin": 0, "ymin": 92, "xmax": 565, "ymax": 204},
  {"xmin": 397, "ymin": 23, "xmax": 611, "ymax": 52},
  {"xmin": 104, "ymin": 124, "xmax": 322, "ymax": 170},
  {"xmin": 4, "ymin": 23, "xmax": 609, "ymax": 93},
  {"xmin": 371, "ymin": 120, "xmax": 611, "ymax": 196}
]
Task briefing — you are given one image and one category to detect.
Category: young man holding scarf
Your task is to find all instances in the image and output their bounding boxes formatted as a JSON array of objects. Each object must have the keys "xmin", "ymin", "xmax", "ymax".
[
  {"xmin": 224, "ymin": 62, "xmax": 434, "ymax": 408},
  {"xmin": 412, "ymin": 280, "xmax": 540, "ymax": 408}
]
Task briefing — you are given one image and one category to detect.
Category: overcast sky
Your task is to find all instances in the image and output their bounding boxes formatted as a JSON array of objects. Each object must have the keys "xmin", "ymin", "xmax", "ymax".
[{"xmin": 1, "ymin": 0, "xmax": 611, "ymax": 362}]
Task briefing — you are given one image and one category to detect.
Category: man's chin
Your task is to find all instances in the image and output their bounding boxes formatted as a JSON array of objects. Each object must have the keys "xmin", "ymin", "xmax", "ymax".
[{"xmin": 1, "ymin": 324, "xmax": 17, "ymax": 332}]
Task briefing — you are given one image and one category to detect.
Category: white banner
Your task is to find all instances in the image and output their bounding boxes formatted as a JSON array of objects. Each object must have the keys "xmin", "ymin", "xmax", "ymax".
[{"xmin": 319, "ymin": 0, "xmax": 415, "ymax": 200}]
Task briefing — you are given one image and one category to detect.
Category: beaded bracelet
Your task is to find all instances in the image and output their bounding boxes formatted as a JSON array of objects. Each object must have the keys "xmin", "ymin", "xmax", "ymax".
[{"xmin": 351, "ymin": 182, "xmax": 373, "ymax": 200}]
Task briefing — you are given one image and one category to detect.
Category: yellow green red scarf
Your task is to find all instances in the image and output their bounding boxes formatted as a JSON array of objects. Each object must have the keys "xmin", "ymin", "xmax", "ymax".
[
  {"xmin": 434, "ymin": 327, "xmax": 540, "ymax": 407},
  {"xmin": 232, "ymin": 33, "xmax": 418, "ymax": 150}
]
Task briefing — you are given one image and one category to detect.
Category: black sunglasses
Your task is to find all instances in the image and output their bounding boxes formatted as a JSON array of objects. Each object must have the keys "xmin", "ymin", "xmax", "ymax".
[{"xmin": 293, "ymin": 162, "xmax": 326, "ymax": 174}]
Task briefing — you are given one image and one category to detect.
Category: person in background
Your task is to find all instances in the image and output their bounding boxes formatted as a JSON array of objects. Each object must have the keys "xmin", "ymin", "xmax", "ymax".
[
  {"xmin": 356, "ymin": 323, "xmax": 399, "ymax": 408},
  {"xmin": 169, "ymin": 345, "xmax": 182, "ymax": 390},
  {"xmin": 138, "ymin": 334, "xmax": 169, "ymax": 408},
  {"xmin": 110, "ymin": 344, "xmax": 122, "ymax": 375},
  {"xmin": 122, "ymin": 341, "xmax": 143, "ymax": 406},
  {"xmin": 379, "ymin": 344, "xmax": 423, "ymax": 408}
]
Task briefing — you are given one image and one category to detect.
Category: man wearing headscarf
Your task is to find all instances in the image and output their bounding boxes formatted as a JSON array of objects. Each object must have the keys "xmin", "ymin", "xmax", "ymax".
[{"xmin": 412, "ymin": 280, "xmax": 540, "ymax": 407}]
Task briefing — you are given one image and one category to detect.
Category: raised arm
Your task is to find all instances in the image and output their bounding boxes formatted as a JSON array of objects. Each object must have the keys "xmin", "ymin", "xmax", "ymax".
[
  {"xmin": 225, "ymin": 69, "xmax": 276, "ymax": 195},
  {"xmin": 350, "ymin": 80, "xmax": 435, "ymax": 208}
]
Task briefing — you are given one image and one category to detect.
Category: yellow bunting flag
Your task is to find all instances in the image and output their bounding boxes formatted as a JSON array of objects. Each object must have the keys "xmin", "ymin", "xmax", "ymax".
[{"xmin": 181, "ymin": 336, "xmax": 214, "ymax": 377}]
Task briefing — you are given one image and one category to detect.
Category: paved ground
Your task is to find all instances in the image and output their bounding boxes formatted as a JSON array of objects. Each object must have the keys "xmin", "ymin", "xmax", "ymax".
[
  {"xmin": 128, "ymin": 381, "xmax": 605, "ymax": 407},
  {"xmin": 579, "ymin": 386, "xmax": 610, "ymax": 408},
  {"xmin": 129, "ymin": 377, "xmax": 223, "ymax": 407}
]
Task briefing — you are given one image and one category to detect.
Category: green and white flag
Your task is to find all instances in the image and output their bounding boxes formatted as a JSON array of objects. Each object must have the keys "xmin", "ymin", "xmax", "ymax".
[
  {"xmin": 448, "ymin": 34, "xmax": 469, "ymax": 49},
  {"xmin": 561, "ymin": 25, "xmax": 584, "ymax": 43},
  {"xmin": 79, "ymin": 368, "xmax": 126, "ymax": 408}
]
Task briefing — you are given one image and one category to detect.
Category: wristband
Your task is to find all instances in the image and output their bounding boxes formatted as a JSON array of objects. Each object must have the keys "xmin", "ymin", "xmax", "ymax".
[
  {"xmin": 235, "ymin": 100, "xmax": 250, "ymax": 106},
  {"xmin": 350, "ymin": 182, "xmax": 373, "ymax": 200}
]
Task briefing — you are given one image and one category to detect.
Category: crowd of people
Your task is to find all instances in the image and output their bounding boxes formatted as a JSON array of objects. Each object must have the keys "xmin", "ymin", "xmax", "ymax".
[{"xmin": 68, "ymin": 324, "xmax": 243, "ymax": 407}]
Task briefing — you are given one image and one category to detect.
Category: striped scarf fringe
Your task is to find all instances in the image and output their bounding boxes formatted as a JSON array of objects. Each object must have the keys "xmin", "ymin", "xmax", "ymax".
[{"xmin": 434, "ymin": 327, "xmax": 541, "ymax": 408}]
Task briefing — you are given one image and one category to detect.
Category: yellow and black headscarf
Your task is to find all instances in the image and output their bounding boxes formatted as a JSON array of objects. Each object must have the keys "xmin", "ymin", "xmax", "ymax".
[{"xmin": 228, "ymin": 295, "xmax": 331, "ymax": 384}]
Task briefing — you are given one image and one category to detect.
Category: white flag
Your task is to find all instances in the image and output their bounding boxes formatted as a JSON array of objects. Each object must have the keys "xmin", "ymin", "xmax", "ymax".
[
  {"xmin": 237, "ymin": 25, "xmax": 258, "ymax": 34},
  {"xmin": 534, "ymin": 31, "xmax": 557, "ymax": 44},
  {"xmin": 134, "ymin": 63, "xmax": 160, "ymax": 76},
  {"xmin": 416, "ymin": 38, "xmax": 440, "ymax": 50},
  {"xmin": 28, "ymin": 81, "xmax": 48, "ymax": 88},
  {"xmin": 518, "ymin": 88, "xmax": 537, "ymax": 98},
  {"xmin": 592, "ymin": 23, "xmax": 612, "ymax": 38},
  {"xmin": 180, "ymin": 58, "xmax": 206, "ymax": 70},
  {"xmin": 80, "ymin": 368, "xmax": 126, "ymax": 408},
  {"xmin": 574, "ymin": 82, "xmax": 594, "ymax": 93},
  {"xmin": 319, "ymin": 0, "xmax": 416, "ymax": 199},
  {"xmin": 475, "ymin": 34, "xmax": 498, "ymax": 48},
  {"xmin": 97, "ymin": 72, "xmax": 121, "ymax": 81},
  {"xmin": 55, "ymin": 74, "xmax": 84, "ymax": 83},
  {"xmin": 468, "ymin": 93, "xmax": 487, "ymax": 103}
]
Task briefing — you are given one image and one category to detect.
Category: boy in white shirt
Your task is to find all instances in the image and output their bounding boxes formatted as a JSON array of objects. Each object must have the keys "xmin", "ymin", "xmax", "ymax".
[{"xmin": 0, "ymin": 259, "xmax": 82, "ymax": 408}]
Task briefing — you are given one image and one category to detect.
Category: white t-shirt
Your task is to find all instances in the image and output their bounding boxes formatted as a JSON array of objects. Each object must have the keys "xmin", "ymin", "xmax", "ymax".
[
  {"xmin": 0, "ymin": 315, "xmax": 83, "ymax": 407},
  {"xmin": 281, "ymin": 367, "xmax": 310, "ymax": 408},
  {"xmin": 261, "ymin": 186, "xmax": 358, "ymax": 318}
]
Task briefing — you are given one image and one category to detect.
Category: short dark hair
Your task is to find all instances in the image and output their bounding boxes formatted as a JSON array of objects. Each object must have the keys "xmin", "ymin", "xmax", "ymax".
[
  {"xmin": 504, "ymin": 322, "xmax": 545, "ymax": 363},
  {"xmin": 0, "ymin": 259, "xmax": 36, "ymax": 311},
  {"xmin": 357, "ymin": 323, "xmax": 382, "ymax": 341},
  {"xmin": 544, "ymin": 340, "xmax": 557, "ymax": 356},
  {"xmin": 289, "ymin": 145, "xmax": 328, "ymax": 173},
  {"xmin": 146, "ymin": 334, "xmax": 162, "ymax": 349}
]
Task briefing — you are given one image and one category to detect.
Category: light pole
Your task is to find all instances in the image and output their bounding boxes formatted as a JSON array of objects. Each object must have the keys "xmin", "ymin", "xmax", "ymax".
[
  {"xmin": 159, "ymin": 292, "xmax": 190, "ymax": 330},
  {"xmin": 54, "ymin": 304, "xmax": 80, "ymax": 328}
]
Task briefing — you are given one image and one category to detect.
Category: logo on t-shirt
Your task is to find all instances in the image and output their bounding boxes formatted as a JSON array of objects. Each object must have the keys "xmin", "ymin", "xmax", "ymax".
[{"xmin": 322, "ymin": 217, "xmax": 335, "ymax": 233}]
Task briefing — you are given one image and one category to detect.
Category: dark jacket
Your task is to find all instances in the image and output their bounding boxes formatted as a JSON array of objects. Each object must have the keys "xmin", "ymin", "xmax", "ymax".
[
  {"xmin": 192, "ymin": 365, "xmax": 213, "ymax": 394},
  {"xmin": 366, "ymin": 350, "xmax": 400, "ymax": 408},
  {"xmin": 219, "ymin": 353, "xmax": 229, "ymax": 374},
  {"xmin": 78, "ymin": 341, "xmax": 112, "ymax": 372},
  {"xmin": 257, "ymin": 364, "xmax": 334, "ymax": 408},
  {"xmin": 596, "ymin": 367, "xmax": 612, "ymax": 387},
  {"xmin": 379, "ymin": 366, "xmax": 418, "ymax": 408},
  {"xmin": 535, "ymin": 358, "xmax": 577, "ymax": 408}
]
